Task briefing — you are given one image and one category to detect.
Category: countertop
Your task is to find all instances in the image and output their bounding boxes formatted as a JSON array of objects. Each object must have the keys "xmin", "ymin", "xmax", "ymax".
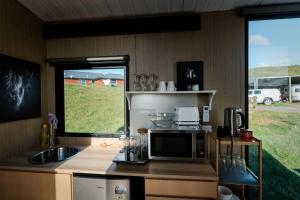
[{"xmin": 0, "ymin": 144, "xmax": 218, "ymax": 181}]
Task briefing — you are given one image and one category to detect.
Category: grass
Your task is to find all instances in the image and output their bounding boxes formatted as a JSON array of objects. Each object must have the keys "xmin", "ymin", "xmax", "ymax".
[
  {"xmin": 261, "ymin": 101, "xmax": 300, "ymax": 107},
  {"xmin": 249, "ymin": 109, "xmax": 300, "ymax": 200},
  {"xmin": 64, "ymin": 84, "xmax": 124, "ymax": 134},
  {"xmin": 249, "ymin": 65, "xmax": 300, "ymax": 77}
]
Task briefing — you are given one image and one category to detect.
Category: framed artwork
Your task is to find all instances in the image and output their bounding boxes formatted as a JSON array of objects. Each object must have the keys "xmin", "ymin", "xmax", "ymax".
[
  {"xmin": 177, "ymin": 61, "xmax": 204, "ymax": 91},
  {"xmin": 0, "ymin": 54, "xmax": 41, "ymax": 123}
]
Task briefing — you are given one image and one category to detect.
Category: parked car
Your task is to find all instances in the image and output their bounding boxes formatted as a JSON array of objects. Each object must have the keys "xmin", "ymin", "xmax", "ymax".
[
  {"xmin": 248, "ymin": 89, "xmax": 281, "ymax": 105},
  {"xmin": 291, "ymin": 84, "xmax": 300, "ymax": 101}
]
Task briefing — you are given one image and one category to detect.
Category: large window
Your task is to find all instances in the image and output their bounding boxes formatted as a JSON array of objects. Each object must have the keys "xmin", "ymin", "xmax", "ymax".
[
  {"xmin": 247, "ymin": 17, "xmax": 300, "ymax": 199},
  {"xmin": 52, "ymin": 56, "xmax": 129, "ymax": 137},
  {"xmin": 64, "ymin": 68, "xmax": 125, "ymax": 134}
]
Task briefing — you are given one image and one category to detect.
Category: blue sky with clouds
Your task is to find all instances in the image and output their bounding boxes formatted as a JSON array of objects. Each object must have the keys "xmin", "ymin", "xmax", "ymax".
[
  {"xmin": 249, "ymin": 18, "xmax": 300, "ymax": 68},
  {"xmin": 75, "ymin": 68, "xmax": 124, "ymax": 74}
]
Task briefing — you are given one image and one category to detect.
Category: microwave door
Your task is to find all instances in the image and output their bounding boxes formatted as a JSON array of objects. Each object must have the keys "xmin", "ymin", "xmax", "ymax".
[{"xmin": 150, "ymin": 133, "xmax": 193, "ymax": 159}]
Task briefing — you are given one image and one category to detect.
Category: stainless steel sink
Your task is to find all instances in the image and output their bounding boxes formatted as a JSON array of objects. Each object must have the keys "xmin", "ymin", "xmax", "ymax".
[{"xmin": 29, "ymin": 146, "xmax": 79, "ymax": 164}]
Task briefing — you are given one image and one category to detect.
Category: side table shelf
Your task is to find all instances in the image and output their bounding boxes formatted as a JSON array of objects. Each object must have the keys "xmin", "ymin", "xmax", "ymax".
[{"xmin": 209, "ymin": 134, "xmax": 262, "ymax": 200}]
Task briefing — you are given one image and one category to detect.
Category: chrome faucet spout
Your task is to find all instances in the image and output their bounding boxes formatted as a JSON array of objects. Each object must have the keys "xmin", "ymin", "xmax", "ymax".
[{"xmin": 48, "ymin": 113, "xmax": 58, "ymax": 149}]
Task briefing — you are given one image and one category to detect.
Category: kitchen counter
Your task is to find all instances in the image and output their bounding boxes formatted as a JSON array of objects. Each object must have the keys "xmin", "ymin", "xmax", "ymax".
[
  {"xmin": 0, "ymin": 144, "xmax": 218, "ymax": 181},
  {"xmin": 108, "ymin": 160, "xmax": 218, "ymax": 181}
]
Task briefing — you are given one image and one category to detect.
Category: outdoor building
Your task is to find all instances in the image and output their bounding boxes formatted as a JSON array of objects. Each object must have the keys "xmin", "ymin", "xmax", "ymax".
[{"xmin": 64, "ymin": 71, "xmax": 124, "ymax": 87}]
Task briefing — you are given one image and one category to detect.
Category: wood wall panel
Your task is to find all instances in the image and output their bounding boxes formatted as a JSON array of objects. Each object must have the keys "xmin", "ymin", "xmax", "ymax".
[
  {"xmin": 46, "ymin": 11, "xmax": 245, "ymax": 127},
  {"xmin": 0, "ymin": 0, "xmax": 46, "ymax": 161},
  {"xmin": 0, "ymin": 170, "xmax": 72, "ymax": 200}
]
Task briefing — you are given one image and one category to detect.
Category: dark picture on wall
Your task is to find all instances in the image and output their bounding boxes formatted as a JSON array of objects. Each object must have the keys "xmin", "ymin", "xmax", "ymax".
[
  {"xmin": 0, "ymin": 54, "xmax": 41, "ymax": 123},
  {"xmin": 177, "ymin": 61, "xmax": 204, "ymax": 91}
]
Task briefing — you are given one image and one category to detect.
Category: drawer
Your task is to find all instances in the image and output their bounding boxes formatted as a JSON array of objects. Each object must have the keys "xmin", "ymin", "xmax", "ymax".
[
  {"xmin": 146, "ymin": 196, "xmax": 207, "ymax": 200},
  {"xmin": 145, "ymin": 179, "xmax": 217, "ymax": 199}
]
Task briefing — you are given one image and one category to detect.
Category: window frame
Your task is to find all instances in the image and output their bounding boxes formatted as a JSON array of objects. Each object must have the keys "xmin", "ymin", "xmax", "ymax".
[
  {"xmin": 244, "ymin": 13, "xmax": 300, "ymax": 197},
  {"xmin": 53, "ymin": 58, "xmax": 129, "ymax": 138}
]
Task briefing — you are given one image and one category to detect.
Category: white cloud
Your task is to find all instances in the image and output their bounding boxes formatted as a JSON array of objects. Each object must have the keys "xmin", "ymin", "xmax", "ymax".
[{"xmin": 249, "ymin": 34, "xmax": 270, "ymax": 46}]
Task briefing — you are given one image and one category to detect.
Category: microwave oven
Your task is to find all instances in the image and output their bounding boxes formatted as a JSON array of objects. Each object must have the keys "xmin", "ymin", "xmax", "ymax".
[{"xmin": 148, "ymin": 125, "xmax": 206, "ymax": 161}]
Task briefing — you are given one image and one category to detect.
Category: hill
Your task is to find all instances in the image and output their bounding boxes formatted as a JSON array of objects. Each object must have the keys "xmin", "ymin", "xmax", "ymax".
[{"xmin": 249, "ymin": 65, "xmax": 300, "ymax": 77}]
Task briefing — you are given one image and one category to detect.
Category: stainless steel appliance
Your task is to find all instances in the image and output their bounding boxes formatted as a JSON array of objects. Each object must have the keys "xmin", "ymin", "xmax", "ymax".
[
  {"xmin": 148, "ymin": 125, "xmax": 206, "ymax": 161},
  {"xmin": 174, "ymin": 106, "xmax": 200, "ymax": 126},
  {"xmin": 73, "ymin": 175, "xmax": 130, "ymax": 200},
  {"xmin": 224, "ymin": 107, "xmax": 245, "ymax": 137}
]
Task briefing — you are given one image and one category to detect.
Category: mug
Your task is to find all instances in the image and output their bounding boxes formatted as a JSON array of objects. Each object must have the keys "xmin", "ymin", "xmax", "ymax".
[
  {"xmin": 167, "ymin": 81, "xmax": 176, "ymax": 91},
  {"xmin": 158, "ymin": 81, "xmax": 166, "ymax": 91},
  {"xmin": 192, "ymin": 84, "xmax": 199, "ymax": 91},
  {"xmin": 218, "ymin": 186, "xmax": 233, "ymax": 200}
]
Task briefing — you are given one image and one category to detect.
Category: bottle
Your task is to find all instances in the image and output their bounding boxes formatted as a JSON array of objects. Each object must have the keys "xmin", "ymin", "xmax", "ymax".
[{"xmin": 41, "ymin": 124, "xmax": 49, "ymax": 147}]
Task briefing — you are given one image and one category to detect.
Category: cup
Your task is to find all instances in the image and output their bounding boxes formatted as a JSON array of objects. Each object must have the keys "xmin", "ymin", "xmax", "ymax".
[
  {"xmin": 218, "ymin": 186, "xmax": 233, "ymax": 200},
  {"xmin": 167, "ymin": 81, "xmax": 176, "ymax": 91},
  {"xmin": 158, "ymin": 81, "xmax": 166, "ymax": 91},
  {"xmin": 192, "ymin": 84, "xmax": 199, "ymax": 91}
]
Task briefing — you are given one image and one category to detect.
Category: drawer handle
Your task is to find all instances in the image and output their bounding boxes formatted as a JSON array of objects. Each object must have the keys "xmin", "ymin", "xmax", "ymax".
[{"xmin": 97, "ymin": 186, "xmax": 104, "ymax": 189}]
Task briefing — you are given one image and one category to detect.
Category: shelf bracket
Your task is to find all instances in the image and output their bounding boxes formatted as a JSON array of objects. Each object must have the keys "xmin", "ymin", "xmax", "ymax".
[
  {"xmin": 208, "ymin": 91, "xmax": 216, "ymax": 110},
  {"xmin": 125, "ymin": 93, "xmax": 131, "ymax": 110}
]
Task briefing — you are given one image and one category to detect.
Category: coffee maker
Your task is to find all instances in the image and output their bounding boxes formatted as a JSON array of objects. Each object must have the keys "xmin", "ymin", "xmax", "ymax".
[{"xmin": 223, "ymin": 107, "xmax": 245, "ymax": 137}]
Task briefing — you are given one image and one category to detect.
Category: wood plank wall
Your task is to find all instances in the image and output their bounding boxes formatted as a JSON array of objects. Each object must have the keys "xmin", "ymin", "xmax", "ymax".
[
  {"xmin": 0, "ymin": 0, "xmax": 46, "ymax": 160},
  {"xmin": 46, "ymin": 11, "xmax": 245, "ymax": 129}
]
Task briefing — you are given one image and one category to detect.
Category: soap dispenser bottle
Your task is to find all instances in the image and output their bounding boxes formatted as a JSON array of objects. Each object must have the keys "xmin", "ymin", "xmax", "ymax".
[{"xmin": 41, "ymin": 123, "xmax": 49, "ymax": 147}]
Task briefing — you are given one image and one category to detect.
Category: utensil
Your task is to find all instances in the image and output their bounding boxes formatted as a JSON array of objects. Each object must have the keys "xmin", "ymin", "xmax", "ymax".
[
  {"xmin": 224, "ymin": 108, "xmax": 245, "ymax": 137},
  {"xmin": 140, "ymin": 74, "xmax": 148, "ymax": 91},
  {"xmin": 158, "ymin": 81, "xmax": 167, "ymax": 91},
  {"xmin": 174, "ymin": 107, "xmax": 200, "ymax": 126},
  {"xmin": 167, "ymin": 81, "xmax": 176, "ymax": 91},
  {"xmin": 149, "ymin": 112, "xmax": 174, "ymax": 127},
  {"xmin": 218, "ymin": 186, "xmax": 233, "ymax": 200},
  {"xmin": 133, "ymin": 74, "xmax": 141, "ymax": 91}
]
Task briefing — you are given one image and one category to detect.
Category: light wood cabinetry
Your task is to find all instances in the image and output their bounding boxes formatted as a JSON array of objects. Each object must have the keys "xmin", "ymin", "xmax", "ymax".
[
  {"xmin": 0, "ymin": 170, "xmax": 72, "ymax": 200},
  {"xmin": 145, "ymin": 178, "xmax": 217, "ymax": 199},
  {"xmin": 146, "ymin": 197, "xmax": 206, "ymax": 200}
]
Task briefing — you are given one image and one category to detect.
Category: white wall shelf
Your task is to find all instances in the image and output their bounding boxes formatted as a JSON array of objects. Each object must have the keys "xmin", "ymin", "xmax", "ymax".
[{"xmin": 125, "ymin": 90, "xmax": 217, "ymax": 110}]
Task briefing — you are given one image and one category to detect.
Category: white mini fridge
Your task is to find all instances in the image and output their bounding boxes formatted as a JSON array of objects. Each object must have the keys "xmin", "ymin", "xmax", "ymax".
[{"xmin": 74, "ymin": 176, "xmax": 130, "ymax": 200}]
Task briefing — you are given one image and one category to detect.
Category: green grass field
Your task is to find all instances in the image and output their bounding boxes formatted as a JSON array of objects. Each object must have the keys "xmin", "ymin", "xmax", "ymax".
[
  {"xmin": 64, "ymin": 84, "xmax": 124, "ymax": 134},
  {"xmin": 249, "ymin": 110, "xmax": 300, "ymax": 199},
  {"xmin": 249, "ymin": 65, "xmax": 300, "ymax": 77}
]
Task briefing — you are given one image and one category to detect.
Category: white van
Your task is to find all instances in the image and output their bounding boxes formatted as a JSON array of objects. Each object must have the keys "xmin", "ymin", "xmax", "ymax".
[
  {"xmin": 291, "ymin": 84, "xmax": 300, "ymax": 101},
  {"xmin": 249, "ymin": 89, "xmax": 281, "ymax": 105}
]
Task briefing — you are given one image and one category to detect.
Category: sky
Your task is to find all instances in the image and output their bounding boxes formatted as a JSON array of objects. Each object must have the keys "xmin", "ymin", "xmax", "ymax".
[
  {"xmin": 249, "ymin": 17, "xmax": 300, "ymax": 68},
  {"xmin": 74, "ymin": 68, "xmax": 124, "ymax": 75}
]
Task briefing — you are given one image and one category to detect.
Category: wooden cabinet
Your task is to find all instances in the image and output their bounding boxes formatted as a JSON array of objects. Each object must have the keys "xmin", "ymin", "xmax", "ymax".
[
  {"xmin": 145, "ymin": 178, "xmax": 217, "ymax": 199},
  {"xmin": 0, "ymin": 170, "xmax": 72, "ymax": 200},
  {"xmin": 146, "ymin": 197, "xmax": 206, "ymax": 200}
]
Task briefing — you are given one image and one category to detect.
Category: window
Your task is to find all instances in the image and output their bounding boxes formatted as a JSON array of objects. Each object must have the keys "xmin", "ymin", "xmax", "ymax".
[
  {"xmin": 295, "ymin": 88, "xmax": 300, "ymax": 93},
  {"xmin": 254, "ymin": 90, "xmax": 261, "ymax": 95},
  {"xmin": 248, "ymin": 90, "xmax": 253, "ymax": 95},
  {"xmin": 247, "ymin": 17, "xmax": 300, "ymax": 199},
  {"xmin": 52, "ymin": 56, "xmax": 129, "ymax": 137}
]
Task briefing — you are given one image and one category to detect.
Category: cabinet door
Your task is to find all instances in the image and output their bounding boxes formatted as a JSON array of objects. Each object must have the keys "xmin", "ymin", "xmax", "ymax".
[
  {"xmin": 0, "ymin": 170, "xmax": 72, "ymax": 200},
  {"xmin": 145, "ymin": 179, "xmax": 217, "ymax": 199},
  {"xmin": 73, "ymin": 177, "xmax": 107, "ymax": 200},
  {"xmin": 146, "ymin": 197, "xmax": 206, "ymax": 200}
]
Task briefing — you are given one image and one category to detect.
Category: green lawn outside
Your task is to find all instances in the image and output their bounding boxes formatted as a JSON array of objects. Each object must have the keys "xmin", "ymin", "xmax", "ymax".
[
  {"xmin": 249, "ymin": 109, "xmax": 300, "ymax": 199},
  {"xmin": 64, "ymin": 84, "xmax": 125, "ymax": 134},
  {"xmin": 249, "ymin": 65, "xmax": 300, "ymax": 77}
]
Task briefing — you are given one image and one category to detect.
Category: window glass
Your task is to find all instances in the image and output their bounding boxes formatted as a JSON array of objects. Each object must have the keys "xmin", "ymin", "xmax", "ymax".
[
  {"xmin": 64, "ymin": 68, "xmax": 125, "ymax": 134},
  {"xmin": 248, "ymin": 18, "xmax": 300, "ymax": 199},
  {"xmin": 248, "ymin": 90, "xmax": 253, "ymax": 95},
  {"xmin": 254, "ymin": 90, "xmax": 261, "ymax": 95}
]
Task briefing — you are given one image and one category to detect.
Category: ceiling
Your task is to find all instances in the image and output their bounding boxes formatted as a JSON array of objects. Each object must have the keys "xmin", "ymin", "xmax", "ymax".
[{"xmin": 18, "ymin": 0, "xmax": 300, "ymax": 22}]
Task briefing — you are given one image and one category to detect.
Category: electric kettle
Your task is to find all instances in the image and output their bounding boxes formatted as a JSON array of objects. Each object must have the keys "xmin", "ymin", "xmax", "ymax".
[{"xmin": 224, "ymin": 107, "xmax": 245, "ymax": 137}]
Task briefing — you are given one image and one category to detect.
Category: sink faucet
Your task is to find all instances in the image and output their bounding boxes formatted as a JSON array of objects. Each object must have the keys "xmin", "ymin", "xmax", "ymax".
[{"xmin": 48, "ymin": 113, "xmax": 58, "ymax": 149}]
